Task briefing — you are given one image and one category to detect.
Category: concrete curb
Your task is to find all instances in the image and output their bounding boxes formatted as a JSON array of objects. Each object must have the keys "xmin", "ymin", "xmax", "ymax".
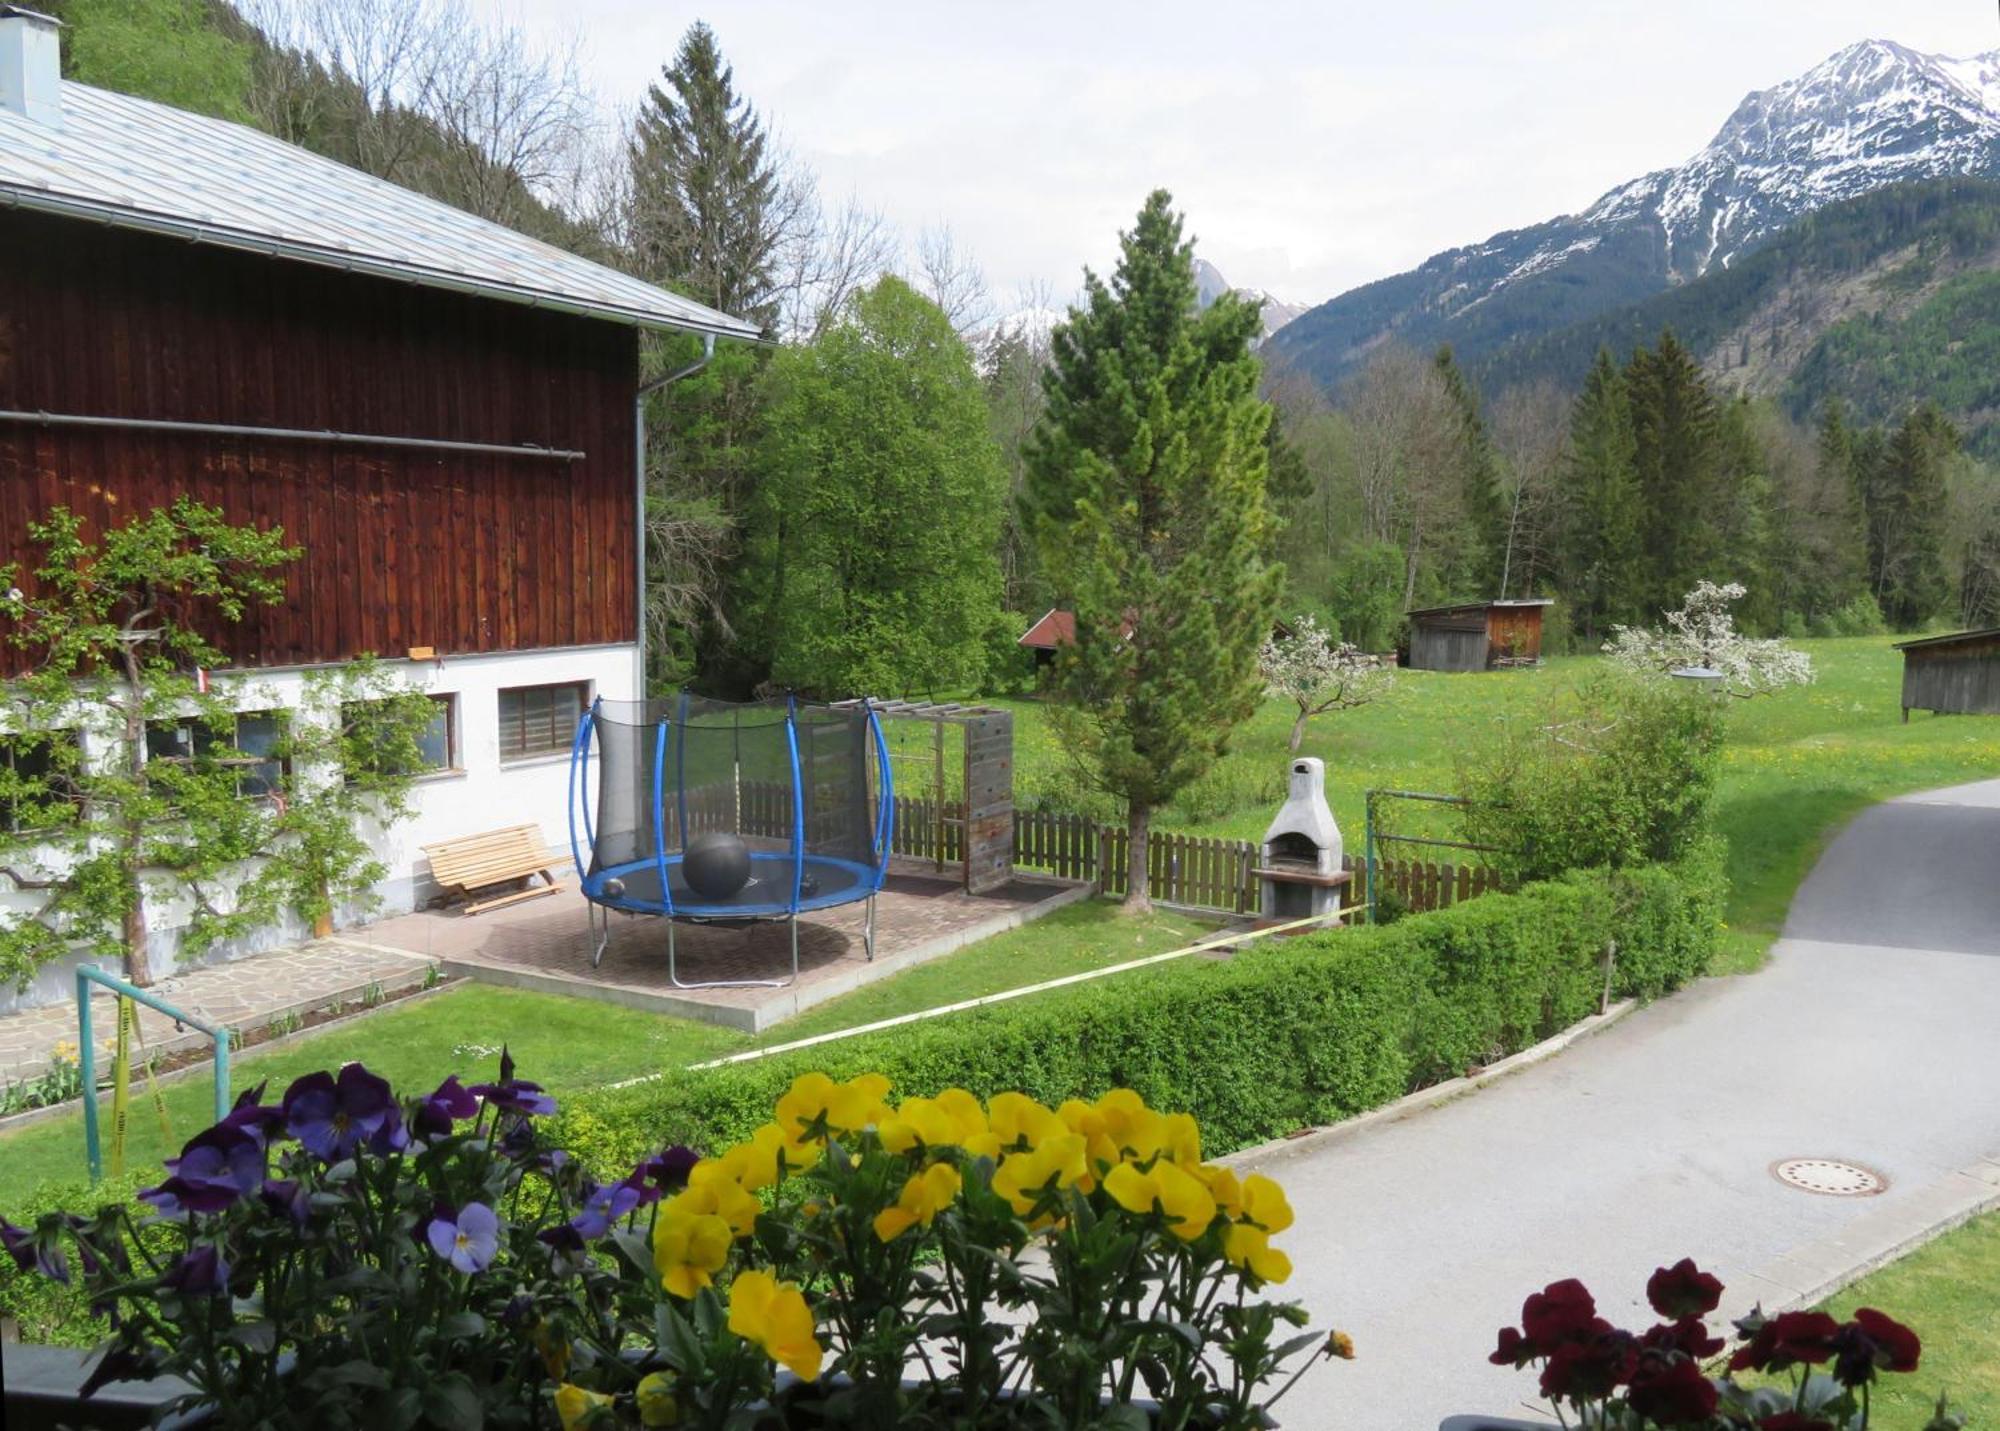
[
  {"xmin": 1725, "ymin": 1153, "xmax": 2000, "ymax": 1323},
  {"xmin": 1218, "ymin": 999, "xmax": 1640, "ymax": 1171}
]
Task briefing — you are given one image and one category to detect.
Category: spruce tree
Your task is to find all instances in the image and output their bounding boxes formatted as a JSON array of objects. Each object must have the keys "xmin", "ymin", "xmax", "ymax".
[
  {"xmin": 628, "ymin": 22, "xmax": 780, "ymax": 324},
  {"xmin": 1624, "ymin": 331, "xmax": 1725, "ymax": 615},
  {"xmin": 1556, "ymin": 350, "xmax": 1642, "ymax": 640},
  {"xmin": 1024, "ymin": 191, "xmax": 1283, "ymax": 913},
  {"xmin": 1433, "ymin": 345, "xmax": 1503, "ymax": 594},
  {"xmin": 1874, "ymin": 404, "xmax": 1956, "ymax": 627}
]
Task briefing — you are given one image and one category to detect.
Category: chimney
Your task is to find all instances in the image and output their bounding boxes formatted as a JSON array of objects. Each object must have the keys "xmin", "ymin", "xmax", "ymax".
[{"xmin": 0, "ymin": 6, "xmax": 61, "ymax": 128}]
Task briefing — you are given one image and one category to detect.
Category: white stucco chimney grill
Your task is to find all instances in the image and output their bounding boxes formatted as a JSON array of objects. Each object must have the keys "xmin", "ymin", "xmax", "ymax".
[
  {"xmin": 0, "ymin": 5, "xmax": 62, "ymax": 128},
  {"xmin": 1256, "ymin": 756, "xmax": 1350, "ymax": 922}
]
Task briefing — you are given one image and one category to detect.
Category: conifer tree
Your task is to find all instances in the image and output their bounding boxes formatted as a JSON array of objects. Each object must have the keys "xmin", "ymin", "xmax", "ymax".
[
  {"xmin": 1024, "ymin": 192, "xmax": 1282, "ymax": 913},
  {"xmin": 629, "ymin": 22, "xmax": 780, "ymax": 324},
  {"xmin": 1433, "ymin": 345, "xmax": 1503, "ymax": 594},
  {"xmin": 1556, "ymin": 350, "xmax": 1642, "ymax": 640},
  {"xmin": 1625, "ymin": 331, "xmax": 1722, "ymax": 614},
  {"xmin": 1871, "ymin": 404, "xmax": 1956, "ymax": 627}
]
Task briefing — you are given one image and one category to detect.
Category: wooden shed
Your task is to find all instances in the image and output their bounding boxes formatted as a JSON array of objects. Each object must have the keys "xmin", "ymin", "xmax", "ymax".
[
  {"xmin": 1893, "ymin": 628, "xmax": 2000, "ymax": 720},
  {"xmin": 1405, "ymin": 599, "xmax": 1553, "ymax": 672}
]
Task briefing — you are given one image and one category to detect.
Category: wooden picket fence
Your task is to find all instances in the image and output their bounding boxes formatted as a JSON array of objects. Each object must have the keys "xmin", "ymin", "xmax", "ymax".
[
  {"xmin": 686, "ymin": 787, "xmax": 1505, "ymax": 918},
  {"xmin": 887, "ymin": 798, "xmax": 1503, "ymax": 917}
]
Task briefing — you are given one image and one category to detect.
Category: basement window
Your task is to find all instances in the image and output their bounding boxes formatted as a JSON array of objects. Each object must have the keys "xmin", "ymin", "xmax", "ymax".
[{"xmin": 497, "ymin": 682, "xmax": 588, "ymax": 763}]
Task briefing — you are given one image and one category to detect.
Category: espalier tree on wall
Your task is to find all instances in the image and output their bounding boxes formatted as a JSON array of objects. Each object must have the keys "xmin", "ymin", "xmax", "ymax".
[
  {"xmin": 1024, "ymin": 190, "xmax": 1283, "ymax": 914},
  {"xmin": 0, "ymin": 501, "xmax": 442, "ymax": 989}
]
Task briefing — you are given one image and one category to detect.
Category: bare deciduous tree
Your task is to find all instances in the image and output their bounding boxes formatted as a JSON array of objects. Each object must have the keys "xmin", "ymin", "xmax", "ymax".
[
  {"xmin": 911, "ymin": 223, "xmax": 993, "ymax": 336},
  {"xmin": 1345, "ymin": 346, "xmax": 1462, "ymax": 608},
  {"xmin": 1488, "ymin": 380, "xmax": 1570, "ymax": 598},
  {"xmin": 772, "ymin": 176, "xmax": 899, "ymax": 342}
]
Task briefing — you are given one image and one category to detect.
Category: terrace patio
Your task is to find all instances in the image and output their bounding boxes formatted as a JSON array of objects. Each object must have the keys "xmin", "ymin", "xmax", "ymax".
[{"xmin": 354, "ymin": 862, "xmax": 1086, "ymax": 1033}]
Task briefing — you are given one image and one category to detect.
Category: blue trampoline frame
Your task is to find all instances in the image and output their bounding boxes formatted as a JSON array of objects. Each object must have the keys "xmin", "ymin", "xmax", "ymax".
[{"xmin": 567, "ymin": 696, "xmax": 894, "ymax": 989}]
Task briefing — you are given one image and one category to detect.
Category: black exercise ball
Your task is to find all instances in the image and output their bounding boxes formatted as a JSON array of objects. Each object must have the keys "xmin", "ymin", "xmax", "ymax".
[{"xmin": 683, "ymin": 831, "xmax": 752, "ymax": 900}]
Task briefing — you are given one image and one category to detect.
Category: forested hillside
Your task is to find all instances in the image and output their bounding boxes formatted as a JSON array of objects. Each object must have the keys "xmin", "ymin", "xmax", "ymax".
[{"xmin": 1478, "ymin": 179, "xmax": 2000, "ymax": 455}]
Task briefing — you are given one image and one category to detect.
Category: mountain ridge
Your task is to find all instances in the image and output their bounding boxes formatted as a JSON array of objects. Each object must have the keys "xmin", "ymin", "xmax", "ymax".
[{"xmin": 1269, "ymin": 38, "xmax": 2000, "ymax": 389}]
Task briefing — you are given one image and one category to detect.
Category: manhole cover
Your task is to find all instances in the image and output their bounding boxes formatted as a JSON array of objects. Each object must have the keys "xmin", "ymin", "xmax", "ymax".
[{"xmin": 1772, "ymin": 1158, "xmax": 1886, "ymax": 1197}]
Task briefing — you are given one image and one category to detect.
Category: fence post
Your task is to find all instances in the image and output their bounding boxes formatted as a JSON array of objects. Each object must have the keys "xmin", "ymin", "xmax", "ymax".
[{"xmin": 1601, "ymin": 938, "xmax": 1618, "ymax": 1014}]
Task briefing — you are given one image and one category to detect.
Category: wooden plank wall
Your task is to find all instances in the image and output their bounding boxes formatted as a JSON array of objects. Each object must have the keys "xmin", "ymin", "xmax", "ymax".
[
  {"xmin": 0, "ymin": 209, "xmax": 638, "ymax": 673},
  {"xmin": 1486, "ymin": 606, "xmax": 1545, "ymax": 663},
  {"xmin": 1902, "ymin": 640, "xmax": 2000, "ymax": 715}
]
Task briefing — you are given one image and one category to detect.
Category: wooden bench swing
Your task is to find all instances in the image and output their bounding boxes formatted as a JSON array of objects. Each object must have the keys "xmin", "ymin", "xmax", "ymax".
[{"xmin": 421, "ymin": 823, "xmax": 567, "ymax": 915}]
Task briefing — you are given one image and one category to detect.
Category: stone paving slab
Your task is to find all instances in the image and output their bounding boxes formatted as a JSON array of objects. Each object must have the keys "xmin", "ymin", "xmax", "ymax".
[
  {"xmin": 0, "ymin": 942, "xmax": 437, "ymax": 1093},
  {"xmin": 355, "ymin": 866, "xmax": 1084, "ymax": 1033}
]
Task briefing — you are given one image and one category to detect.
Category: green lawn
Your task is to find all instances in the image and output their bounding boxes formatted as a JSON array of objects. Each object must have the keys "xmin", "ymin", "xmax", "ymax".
[
  {"xmin": 998, "ymin": 637, "xmax": 2000, "ymax": 971},
  {"xmin": 0, "ymin": 903, "xmax": 1211, "ymax": 1209},
  {"xmin": 1785, "ymin": 1211, "xmax": 2000, "ymax": 1423}
]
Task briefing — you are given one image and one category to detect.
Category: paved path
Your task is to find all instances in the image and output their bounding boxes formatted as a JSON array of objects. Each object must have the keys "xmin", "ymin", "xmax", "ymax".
[
  {"xmin": 1243, "ymin": 779, "xmax": 2000, "ymax": 1429},
  {"xmin": 0, "ymin": 941, "xmax": 436, "ymax": 1092}
]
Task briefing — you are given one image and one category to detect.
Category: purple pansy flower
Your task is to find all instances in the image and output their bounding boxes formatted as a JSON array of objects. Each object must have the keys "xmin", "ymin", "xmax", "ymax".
[
  {"xmin": 259, "ymin": 1178, "xmax": 311, "ymax": 1227},
  {"xmin": 282, "ymin": 1064, "xmax": 404, "ymax": 1160},
  {"xmin": 569, "ymin": 1179, "xmax": 643, "ymax": 1241},
  {"xmin": 427, "ymin": 1202, "xmax": 499, "ymax": 1274},
  {"xmin": 1, "ymin": 1216, "xmax": 68, "ymax": 1283},
  {"xmin": 468, "ymin": 1076, "xmax": 556, "ymax": 1119},
  {"xmin": 160, "ymin": 1244, "xmax": 229, "ymax": 1297},
  {"xmin": 640, "ymin": 1145, "xmax": 699, "ymax": 1196},
  {"xmin": 413, "ymin": 1075, "xmax": 481, "ymax": 1139},
  {"xmin": 139, "ymin": 1124, "xmax": 266, "ymax": 1216},
  {"xmin": 218, "ymin": 1081, "xmax": 286, "ymax": 1147}
]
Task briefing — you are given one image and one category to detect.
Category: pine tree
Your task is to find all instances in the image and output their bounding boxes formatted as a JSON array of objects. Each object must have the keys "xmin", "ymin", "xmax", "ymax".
[
  {"xmin": 1556, "ymin": 350, "xmax": 1642, "ymax": 640},
  {"xmin": 1023, "ymin": 191, "xmax": 1283, "ymax": 913},
  {"xmin": 1872, "ymin": 404, "xmax": 1956, "ymax": 627},
  {"xmin": 1625, "ymin": 331, "xmax": 1722, "ymax": 615},
  {"xmin": 1432, "ymin": 346, "xmax": 1503, "ymax": 594},
  {"xmin": 628, "ymin": 22, "xmax": 781, "ymax": 325},
  {"xmin": 627, "ymin": 23, "xmax": 781, "ymax": 690}
]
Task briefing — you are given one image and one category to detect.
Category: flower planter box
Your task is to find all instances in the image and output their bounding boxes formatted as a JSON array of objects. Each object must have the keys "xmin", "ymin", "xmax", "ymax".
[{"xmin": 2, "ymin": 1343, "xmax": 208, "ymax": 1430}]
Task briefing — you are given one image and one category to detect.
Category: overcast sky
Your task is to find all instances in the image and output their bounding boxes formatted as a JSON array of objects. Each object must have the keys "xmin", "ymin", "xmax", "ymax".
[{"xmin": 480, "ymin": 0, "xmax": 1999, "ymax": 312}]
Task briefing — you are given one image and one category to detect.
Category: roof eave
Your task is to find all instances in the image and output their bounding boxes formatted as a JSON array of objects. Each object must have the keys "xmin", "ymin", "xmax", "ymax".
[{"xmin": 0, "ymin": 184, "xmax": 764, "ymax": 343}]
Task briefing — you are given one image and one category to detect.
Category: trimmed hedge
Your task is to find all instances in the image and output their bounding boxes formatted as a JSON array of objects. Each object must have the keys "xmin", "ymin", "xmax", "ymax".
[{"xmin": 550, "ymin": 849, "xmax": 1723, "ymax": 1175}]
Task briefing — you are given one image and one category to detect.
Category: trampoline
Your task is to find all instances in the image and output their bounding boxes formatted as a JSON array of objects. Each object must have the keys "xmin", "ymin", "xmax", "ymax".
[{"xmin": 567, "ymin": 694, "xmax": 893, "ymax": 988}]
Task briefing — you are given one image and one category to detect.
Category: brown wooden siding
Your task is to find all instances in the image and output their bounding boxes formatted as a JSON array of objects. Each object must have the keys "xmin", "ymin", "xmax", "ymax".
[
  {"xmin": 1901, "ymin": 636, "xmax": 2000, "ymax": 715},
  {"xmin": 0, "ymin": 209, "xmax": 637, "ymax": 672},
  {"xmin": 1485, "ymin": 605, "xmax": 1545, "ymax": 663}
]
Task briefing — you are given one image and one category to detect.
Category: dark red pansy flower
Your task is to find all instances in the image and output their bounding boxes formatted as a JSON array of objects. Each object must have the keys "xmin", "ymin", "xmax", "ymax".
[
  {"xmin": 1853, "ymin": 1308, "xmax": 1920, "ymax": 1372},
  {"xmin": 1537, "ymin": 1323, "xmax": 1634, "ymax": 1401},
  {"xmin": 1646, "ymin": 1258, "xmax": 1724, "ymax": 1320},
  {"xmin": 1641, "ymin": 1316, "xmax": 1725, "ymax": 1360},
  {"xmin": 1521, "ymin": 1278, "xmax": 1598, "ymax": 1349},
  {"xmin": 1730, "ymin": 1309, "xmax": 1839, "ymax": 1373},
  {"xmin": 1624, "ymin": 1353, "xmax": 1719, "ymax": 1425},
  {"xmin": 1490, "ymin": 1324, "xmax": 1532, "ymax": 1367}
]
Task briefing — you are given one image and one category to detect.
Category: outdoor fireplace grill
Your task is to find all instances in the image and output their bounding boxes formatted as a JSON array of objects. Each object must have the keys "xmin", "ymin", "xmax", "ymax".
[{"xmin": 1254, "ymin": 757, "xmax": 1351, "ymax": 923}]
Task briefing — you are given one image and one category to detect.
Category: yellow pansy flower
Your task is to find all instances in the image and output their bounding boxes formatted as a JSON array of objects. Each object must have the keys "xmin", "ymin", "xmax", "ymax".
[
  {"xmin": 773, "ymin": 1071, "xmax": 891, "ymax": 1142},
  {"xmin": 1094, "ymin": 1088, "xmax": 1169, "ymax": 1162},
  {"xmin": 720, "ymin": 1122, "xmax": 820, "ymax": 1190},
  {"xmin": 1196, "ymin": 1164, "xmax": 1244, "ymax": 1220},
  {"xmin": 727, "ymin": 1269, "xmax": 824, "ymax": 1383},
  {"xmin": 554, "ymin": 1383, "xmax": 614, "ymax": 1431},
  {"xmin": 878, "ymin": 1096, "xmax": 962, "ymax": 1155},
  {"xmin": 636, "ymin": 1370, "xmax": 680, "ymax": 1427},
  {"xmin": 1240, "ymin": 1173, "xmax": 1294, "ymax": 1234},
  {"xmin": 991, "ymin": 1131, "xmax": 1088, "ymax": 1217},
  {"xmin": 652, "ymin": 1207, "xmax": 733, "ymax": 1299},
  {"xmin": 935, "ymin": 1087, "xmax": 989, "ymax": 1141},
  {"xmin": 986, "ymin": 1091, "xmax": 1062, "ymax": 1150},
  {"xmin": 1102, "ymin": 1158, "xmax": 1218, "ymax": 1242},
  {"xmin": 677, "ymin": 1163, "xmax": 761, "ymax": 1237},
  {"xmin": 1163, "ymin": 1112, "xmax": 1202, "ymax": 1167},
  {"xmin": 1223, "ymin": 1223, "xmax": 1294, "ymax": 1284},
  {"xmin": 872, "ymin": 1162, "xmax": 964, "ymax": 1242}
]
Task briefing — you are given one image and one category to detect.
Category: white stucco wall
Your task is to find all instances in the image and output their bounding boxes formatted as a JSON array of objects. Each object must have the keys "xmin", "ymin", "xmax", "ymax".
[{"xmin": 0, "ymin": 643, "xmax": 634, "ymax": 1014}]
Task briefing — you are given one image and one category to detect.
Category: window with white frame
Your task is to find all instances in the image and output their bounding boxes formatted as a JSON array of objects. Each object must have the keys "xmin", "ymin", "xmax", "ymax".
[{"xmin": 497, "ymin": 682, "xmax": 587, "ymax": 762}]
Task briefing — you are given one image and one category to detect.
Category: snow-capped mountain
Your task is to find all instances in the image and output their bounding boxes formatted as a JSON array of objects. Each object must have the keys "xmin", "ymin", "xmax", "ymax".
[
  {"xmin": 1194, "ymin": 258, "xmax": 1306, "ymax": 344},
  {"xmin": 1271, "ymin": 38, "xmax": 2000, "ymax": 386}
]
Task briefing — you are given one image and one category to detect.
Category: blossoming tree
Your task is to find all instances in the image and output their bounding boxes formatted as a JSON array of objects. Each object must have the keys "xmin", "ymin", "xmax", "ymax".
[
  {"xmin": 1259, "ymin": 615, "xmax": 1394, "ymax": 753},
  {"xmin": 1603, "ymin": 580, "xmax": 1814, "ymax": 697}
]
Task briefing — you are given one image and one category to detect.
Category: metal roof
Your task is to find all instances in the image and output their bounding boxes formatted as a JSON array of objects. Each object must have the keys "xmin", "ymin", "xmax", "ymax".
[
  {"xmin": 0, "ymin": 79, "xmax": 762, "ymax": 341},
  {"xmin": 1891, "ymin": 627, "xmax": 2000, "ymax": 652},
  {"xmin": 1406, "ymin": 598, "xmax": 1554, "ymax": 619}
]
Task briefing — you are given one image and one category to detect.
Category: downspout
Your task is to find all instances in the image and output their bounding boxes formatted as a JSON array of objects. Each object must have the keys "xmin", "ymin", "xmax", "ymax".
[{"xmin": 634, "ymin": 332, "xmax": 716, "ymax": 700}]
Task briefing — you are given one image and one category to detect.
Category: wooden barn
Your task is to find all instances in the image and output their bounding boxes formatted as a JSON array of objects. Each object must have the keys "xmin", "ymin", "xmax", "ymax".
[
  {"xmin": 1404, "ymin": 599, "xmax": 1553, "ymax": 672},
  {"xmin": 0, "ymin": 5, "xmax": 757, "ymax": 981},
  {"xmin": 1892, "ymin": 628, "xmax": 2000, "ymax": 720}
]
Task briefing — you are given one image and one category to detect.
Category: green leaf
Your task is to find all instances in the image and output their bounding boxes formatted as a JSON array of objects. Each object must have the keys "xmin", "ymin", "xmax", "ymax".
[
  {"xmin": 439, "ymin": 1311, "xmax": 487, "ymax": 1341},
  {"xmin": 422, "ymin": 1373, "xmax": 484, "ymax": 1431}
]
